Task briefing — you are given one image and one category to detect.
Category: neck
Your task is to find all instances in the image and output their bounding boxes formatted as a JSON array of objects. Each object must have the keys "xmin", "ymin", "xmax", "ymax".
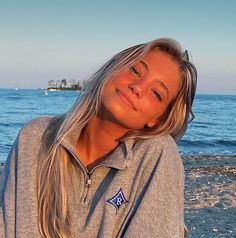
[{"xmin": 76, "ymin": 116, "xmax": 129, "ymax": 168}]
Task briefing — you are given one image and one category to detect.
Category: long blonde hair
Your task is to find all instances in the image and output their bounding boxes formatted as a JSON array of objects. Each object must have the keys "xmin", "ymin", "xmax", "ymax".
[{"xmin": 37, "ymin": 38, "xmax": 197, "ymax": 237}]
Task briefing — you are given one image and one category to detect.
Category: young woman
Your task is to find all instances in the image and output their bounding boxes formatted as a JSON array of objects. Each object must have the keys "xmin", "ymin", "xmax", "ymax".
[{"xmin": 0, "ymin": 38, "xmax": 197, "ymax": 238}]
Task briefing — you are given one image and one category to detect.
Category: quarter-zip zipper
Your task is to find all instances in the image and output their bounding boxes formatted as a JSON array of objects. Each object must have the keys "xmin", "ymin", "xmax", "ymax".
[
  {"xmin": 64, "ymin": 147, "xmax": 93, "ymax": 203},
  {"xmin": 61, "ymin": 143, "xmax": 120, "ymax": 204},
  {"xmin": 67, "ymin": 147, "xmax": 106, "ymax": 203}
]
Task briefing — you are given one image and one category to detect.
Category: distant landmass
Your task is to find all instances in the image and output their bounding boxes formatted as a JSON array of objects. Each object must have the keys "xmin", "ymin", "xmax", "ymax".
[
  {"xmin": 47, "ymin": 87, "xmax": 81, "ymax": 91},
  {"xmin": 47, "ymin": 79, "xmax": 86, "ymax": 91}
]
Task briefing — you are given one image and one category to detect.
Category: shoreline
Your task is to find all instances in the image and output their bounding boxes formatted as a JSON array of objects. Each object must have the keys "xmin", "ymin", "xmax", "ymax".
[{"xmin": 0, "ymin": 154, "xmax": 235, "ymax": 237}]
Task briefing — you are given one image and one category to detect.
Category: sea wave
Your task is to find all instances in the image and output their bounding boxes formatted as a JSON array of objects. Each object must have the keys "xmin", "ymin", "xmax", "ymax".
[{"xmin": 179, "ymin": 139, "xmax": 236, "ymax": 147}]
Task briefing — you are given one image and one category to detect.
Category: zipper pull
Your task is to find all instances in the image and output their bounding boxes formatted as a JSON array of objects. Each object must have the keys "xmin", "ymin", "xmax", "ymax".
[{"xmin": 86, "ymin": 174, "xmax": 92, "ymax": 187}]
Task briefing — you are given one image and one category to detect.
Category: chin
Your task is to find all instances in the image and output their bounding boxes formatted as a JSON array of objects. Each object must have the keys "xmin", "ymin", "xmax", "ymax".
[{"xmin": 99, "ymin": 106, "xmax": 143, "ymax": 131}]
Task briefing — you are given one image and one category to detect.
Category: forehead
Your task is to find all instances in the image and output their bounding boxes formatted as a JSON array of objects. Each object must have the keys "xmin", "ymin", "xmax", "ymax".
[
  {"xmin": 140, "ymin": 50, "xmax": 181, "ymax": 100},
  {"xmin": 140, "ymin": 49, "xmax": 179, "ymax": 71}
]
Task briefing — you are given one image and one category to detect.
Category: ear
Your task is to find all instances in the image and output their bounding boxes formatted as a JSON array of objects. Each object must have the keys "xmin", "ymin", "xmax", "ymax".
[{"xmin": 146, "ymin": 118, "xmax": 158, "ymax": 128}]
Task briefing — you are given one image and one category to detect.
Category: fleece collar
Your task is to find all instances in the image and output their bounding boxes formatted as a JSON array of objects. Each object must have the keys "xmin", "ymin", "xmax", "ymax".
[{"xmin": 60, "ymin": 125, "xmax": 135, "ymax": 171}]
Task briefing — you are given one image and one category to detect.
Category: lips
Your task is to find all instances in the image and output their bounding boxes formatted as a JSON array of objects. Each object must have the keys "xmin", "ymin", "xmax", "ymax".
[{"xmin": 116, "ymin": 89, "xmax": 137, "ymax": 111}]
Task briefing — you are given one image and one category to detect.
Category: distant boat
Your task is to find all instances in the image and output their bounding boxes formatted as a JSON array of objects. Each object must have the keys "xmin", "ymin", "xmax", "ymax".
[
  {"xmin": 44, "ymin": 90, "xmax": 48, "ymax": 96},
  {"xmin": 47, "ymin": 88, "xmax": 58, "ymax": 91},
  {"xmin": 15, "ymin": 87, "xmax": 18, "ymax": 90}
]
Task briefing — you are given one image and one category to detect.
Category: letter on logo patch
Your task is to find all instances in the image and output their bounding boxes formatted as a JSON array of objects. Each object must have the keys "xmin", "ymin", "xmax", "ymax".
[{"xmin": 106, "ymin": 188, "xmax": 128, "ymax": 212}]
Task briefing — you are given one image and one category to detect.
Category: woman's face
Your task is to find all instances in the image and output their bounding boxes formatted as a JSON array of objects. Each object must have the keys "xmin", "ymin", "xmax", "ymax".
[{"xmin": 100, "ymin": 49, "xmax": 181, "ymax": 131}]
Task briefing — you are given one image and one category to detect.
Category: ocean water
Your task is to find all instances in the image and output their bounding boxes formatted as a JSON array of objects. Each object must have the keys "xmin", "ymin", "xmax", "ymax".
[{"xmin": 0, "ymin": 88, "xmax": 235, "ymax": 162}]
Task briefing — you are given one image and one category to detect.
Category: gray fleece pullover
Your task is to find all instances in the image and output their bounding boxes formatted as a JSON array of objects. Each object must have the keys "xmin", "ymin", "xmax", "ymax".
[{"xmin": 0, "ymin": 117, "xmax": 185, "ymax": 237}]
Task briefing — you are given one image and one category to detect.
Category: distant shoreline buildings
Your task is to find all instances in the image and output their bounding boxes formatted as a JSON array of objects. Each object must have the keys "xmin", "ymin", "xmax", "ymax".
[{"xmin": 47, "ymin": 79, "xmax": 86, "ymax": 91}]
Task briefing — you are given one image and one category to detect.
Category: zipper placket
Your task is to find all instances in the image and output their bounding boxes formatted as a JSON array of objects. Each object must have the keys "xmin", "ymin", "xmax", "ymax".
[
  {"xmin": 67, "ymin": 149, "xmax": 92, "ymax": 203},
  {"xmin": 83, "ymin": 172, "xmax": 92, "ymax": 203},
  {"xmin": 63, "ymin": 145, "xmax": 110, "ymax": 204},
  {"xmin": 68, "ymin": 148, "xmax": 105, "ymax": 203}
]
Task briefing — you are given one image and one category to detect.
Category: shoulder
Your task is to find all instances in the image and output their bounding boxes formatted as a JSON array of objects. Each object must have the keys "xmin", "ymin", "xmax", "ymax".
[
  {"xmin": 15, "ymin": 116, "xmax": 54, "ymax": 153},
  {"xmin": 134, "ymin": 135, "xmax": 184, "ymax": 195},
  {"xmin": 20, "ymin": 116, "xmax": 53, "ymax": 136},
  {"xmin": 6, "ymin": 116, "xmax": 56, "ymax": 170},
  {"xmin": 17, "ymin": 116, "xmax": 55, "ymax": 143},
  {"xmin": 133, "ymin": 134, "xmax": 183, "ymax": 174},
  {"xmin": 133, "ymin": 134, "xmax": 179, "ymax": 157}
]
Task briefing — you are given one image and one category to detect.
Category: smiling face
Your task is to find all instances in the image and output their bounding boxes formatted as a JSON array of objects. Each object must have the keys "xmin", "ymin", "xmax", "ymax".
[{"xmin": 100, "ymin": 49, "xmax": 181, "ymax": 131}]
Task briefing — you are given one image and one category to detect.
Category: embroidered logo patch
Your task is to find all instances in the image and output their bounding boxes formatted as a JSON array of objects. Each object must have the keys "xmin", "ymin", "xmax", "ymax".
[{"xmin": 106, "ymin": 188, "xmax": 128, "ymax": 212}]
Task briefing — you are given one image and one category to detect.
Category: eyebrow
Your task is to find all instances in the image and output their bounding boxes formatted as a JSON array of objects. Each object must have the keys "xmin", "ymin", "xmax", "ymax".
[{"xmin": 140, "ymin": 60, "xmax": 170, "ymax": 99}]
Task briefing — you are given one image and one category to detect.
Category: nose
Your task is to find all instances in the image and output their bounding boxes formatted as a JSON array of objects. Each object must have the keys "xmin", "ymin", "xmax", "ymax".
[{"xmin": 128, "ymin": 81, "xmax": 147, "ymax": 98}]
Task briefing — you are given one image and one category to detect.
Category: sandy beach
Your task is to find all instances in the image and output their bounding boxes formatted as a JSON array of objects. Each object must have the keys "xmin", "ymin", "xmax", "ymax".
[
  {"xmin": 183, "ymin": 155, "xmax": 236, "ymax": 237},
  {"xmin": 0, "ymin": 155, "xmax": 235, "ymax": 237}
]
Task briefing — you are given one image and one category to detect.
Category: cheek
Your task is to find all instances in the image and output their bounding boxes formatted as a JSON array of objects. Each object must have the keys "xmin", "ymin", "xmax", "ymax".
[
  {"xmin": 142, "ymin": 98, "xmax": 167, "ymax": 119},
  {"xmin": 112, "ymin": 71, "xmax": 131, "ymax": 84}
]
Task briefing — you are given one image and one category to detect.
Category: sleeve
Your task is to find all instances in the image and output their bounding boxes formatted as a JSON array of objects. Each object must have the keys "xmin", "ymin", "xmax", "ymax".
[
  {"xmin": 0, "ymin": 117, "xmax": 50, "ymax": 238},
  {"xmin": 122, "ymin": 137, "xmax": 186, "ymax": 238},
  {"xmin": 0, "ymin": 138, "xmax": 18, "ymax": 238}
]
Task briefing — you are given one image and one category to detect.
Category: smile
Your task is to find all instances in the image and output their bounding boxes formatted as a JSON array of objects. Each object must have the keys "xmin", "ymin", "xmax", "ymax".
[{"xmin": 116, "ymin": 89, "xmax": 137, "ymax": 111}]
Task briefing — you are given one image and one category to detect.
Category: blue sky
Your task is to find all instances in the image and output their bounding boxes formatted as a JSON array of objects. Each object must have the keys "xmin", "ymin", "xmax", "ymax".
[{"xmin": 0, "ymin": 0, "xmax": 235, "ymax": 94}]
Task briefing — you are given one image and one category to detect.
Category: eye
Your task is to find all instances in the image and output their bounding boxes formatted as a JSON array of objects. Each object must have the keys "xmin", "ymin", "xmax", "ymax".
[
  {"xmin": 130, "ymin": 66, "xmax": 140, "ymax": 77},
  {"xmin": 152, "ymin": 90, "xmax": 162, "ymax": 101}
]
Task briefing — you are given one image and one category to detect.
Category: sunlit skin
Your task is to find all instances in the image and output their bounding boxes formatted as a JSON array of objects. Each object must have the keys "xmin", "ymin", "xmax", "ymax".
[{"xmin": 76, "ymin": 50, "xmax": 181, "ymax": 169}]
